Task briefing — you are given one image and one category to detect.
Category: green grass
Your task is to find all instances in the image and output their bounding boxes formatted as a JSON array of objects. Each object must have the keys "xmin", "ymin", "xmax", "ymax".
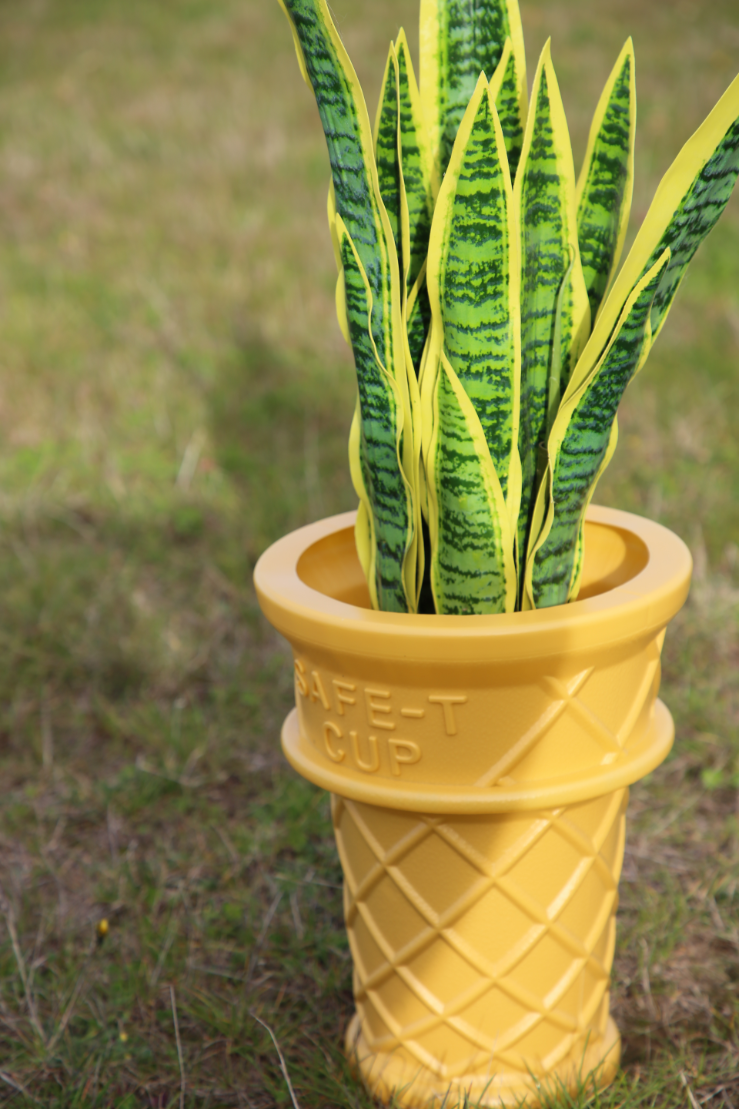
[{"xmin": 0, "ymin": 0, "xmax": 736, "ymax": 1105}]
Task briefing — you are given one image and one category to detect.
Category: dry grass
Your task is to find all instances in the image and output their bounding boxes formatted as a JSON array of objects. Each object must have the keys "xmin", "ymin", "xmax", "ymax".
[{"xmin": 0, "ymin": 0, "xmax": 736, "ymax": 1105}]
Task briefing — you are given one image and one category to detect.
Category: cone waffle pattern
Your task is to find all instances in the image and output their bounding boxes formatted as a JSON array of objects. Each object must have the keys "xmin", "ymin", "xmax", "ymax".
[{"xmin": 333, "ymin": 788, "xmax": 627, "ymax": 1103}]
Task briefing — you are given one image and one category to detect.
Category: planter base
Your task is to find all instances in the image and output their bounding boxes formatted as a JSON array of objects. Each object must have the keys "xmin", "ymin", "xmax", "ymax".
[
  {"xmin": 333, "ymin": 787, "xmax": 629, "ymax": 1109},
  {"xmin": 346, "ymin": 1013, "xmax": 621, "ymax": 1108}
]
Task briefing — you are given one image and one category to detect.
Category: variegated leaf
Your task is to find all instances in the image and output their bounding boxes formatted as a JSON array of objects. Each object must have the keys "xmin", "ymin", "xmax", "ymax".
[
  {"xmin": 374, "ymin": 45, "xmax": 402, "ymax": 253},
  {"xmin": 281, "ymin": 0, "xmax": 423, "ymax": 610},
  {"xmin": 375, "ymin": 32, "xmax": 435, "ymax": 375},
  {"xmin": 544, "ymin": 247, "xmax": 576, "ymax": 433},
  {"xmin": 488, "ymin": 37, "xmax": 527, "ymax": 180},
  {"xmin": 396, "ymin": 31, "xmax": 435, "ymax": 295},
  {"xmin": 419, "ymin": 0, "xmax": 526, "ymax": 181},
  {"xmin": 348, "ymin": 398, "xmax": 373, "ymax": 584},
  {"xmin": 338, "ymin": 217, "xmax": 415, "ymax": 613},
  {"xmin": 525, "ymin": 250, "xmax": 670, "ymax": 610},
  {"xmin": 419, "ymin": 315, "xmax": 442, "ymax": 486},
  {"xmin": 426, "ymin": 74, "xmax": 521, "ymax": 520},
  {"xmin": 279, "ymin": 0, "xmax": 409, "ymax": 433},
  {"xmin": 646, "ymin": 121, "xmax": 739, "ymax": 341},
  {"xmin": 576, "ymin": 39, "xmax": 636, "ymax": 323},
  {"xmin": 392, "ymin": 40, "xmax": 427, "ymax": 597},
  {"xmin": 426, "ymin": 352, "xmax": 516, "ymax": 614},
  {"xmin": 514, "ymin": 40, "xmax": 590, "ymax": 568},
  {"xmin": 566, "ymin": 71, "xmax": 739, "ymax": 402},
  {"xmin": 407, "ymin": 264, "xmax": 433, "ymax": 374}
]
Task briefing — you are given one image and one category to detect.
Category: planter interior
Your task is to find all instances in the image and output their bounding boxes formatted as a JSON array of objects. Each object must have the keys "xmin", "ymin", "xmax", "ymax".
[{"xmin": 295, "ymin": 511, "xmax": 650, "ymax": 610}]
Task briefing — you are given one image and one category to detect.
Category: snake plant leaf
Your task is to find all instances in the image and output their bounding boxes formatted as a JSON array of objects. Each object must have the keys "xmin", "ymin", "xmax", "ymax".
[
  {"xmin": 544, "ymin": 247, "xmax": 576, "ymax": 433},
  {"xmin": 325, "ymin": 181, "xmax": 349, "ymax": 345},
  {"xmin": 338, "ymin": 216, "xmax": 416, "ymax": 613},
  {"xmin": 426, "ymin": 74, "xmax": 522, "ymax": 524},
  {"xmin": 488, "ymin": 37, "xmax": 527, "ymax": 180},
  {"xmin": 397, "ymin": 32, "xmax": 435, "ymax": 377},
  {"xmin": 396, "ymin": 31, "xmax": 436, "ymax": 296},
  {"xmin": 278, "ymin": 0, "xmax": 410, "ymax": 433},
  {"xmin": 567, "ymin": 71, "xmax": 739, "ymax": 401},
  {"xmin": 426, "ymin": 351, "xmax": 517, "ymax": 614},
  {"xmin": 328, "ymin": 170, "xmax": 419, "ymax": 607},
  {"xmin": 514, "ymin": 40, "xmax": 591, "ymax": 566},
  {"xmin": 419, "ymin": 313, "xmax": 442, "ymax": 498},
  {"xmin": 407, "ymin": 262, "xmax": 433, "ymax": 375},
  {"xmin": 566, "ymin": 417, "xmax": 618, "ymax": 603},
  {"xmin": 374, "ymin": 43, "xmax": 403, "ymax": 255},
  {"xmin": 349, "ymin": 398, "xmax": 373, "ymax": 586},
  {"xmin": 576, "ymin": 39, "xmax": 636, "ymax": 323},
  {"xmin": 374, "ymin": 32, "xmax": 435, "ymax": 376},
  {"xmin": 524, "ymin": 249, "xmax": 670, "ymax": 610},
  {"xmin": 419, "ymin": 0, "xmax": 526, "ymax": 181},
  {"xmin": 391, "ymin": 46, "xmax": 426, "ymax": 592}
]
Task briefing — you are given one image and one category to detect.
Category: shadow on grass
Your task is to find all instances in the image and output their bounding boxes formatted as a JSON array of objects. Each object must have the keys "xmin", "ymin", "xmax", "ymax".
[{"xmin": 209, "ymin": 324, "xmax": 356, "ymax": 559}]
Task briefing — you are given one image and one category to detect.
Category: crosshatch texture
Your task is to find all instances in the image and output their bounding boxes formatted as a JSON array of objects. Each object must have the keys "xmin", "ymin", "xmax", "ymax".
[{"xmin": 335, "ymin": 789, "xmax": 627, "ymax": 1105}]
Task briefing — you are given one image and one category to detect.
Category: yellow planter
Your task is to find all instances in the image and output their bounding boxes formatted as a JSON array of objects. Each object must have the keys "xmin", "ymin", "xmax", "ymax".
[{"xmin": 254, "ymin": 505, "xmax": 691, "ymax": 1107}]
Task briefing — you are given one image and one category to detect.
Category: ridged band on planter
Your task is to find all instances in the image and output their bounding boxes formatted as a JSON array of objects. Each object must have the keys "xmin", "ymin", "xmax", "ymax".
[{"xmin": 254, "ymin": 506, "xmax": 692, "ymax": 1107}]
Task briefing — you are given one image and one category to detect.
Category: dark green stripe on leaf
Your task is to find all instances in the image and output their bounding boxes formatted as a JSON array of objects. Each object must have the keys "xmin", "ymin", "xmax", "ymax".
[
  {"xmin": 407, "ymin": 280, "xmax": 432, "ymax": 373},
  {"xmin": 340, "ymin": 230, "xmax": 411, "ymax": 613},
  {"xmin": 531, "ymin": 253, "xmax": 669, "ymax": 609},
  {"xmin": 577, "ymin": 49, "xmax": 634, "ymax": 321},
  {"xmin": 438, "ymin": 89, "xmax": 517, "ymax": 501},
  {"xmin": 517, "ymin": 61, "xmax": 585, "ymax": 566},
  {"xmin": 281, "ymin": 0, "xmax": 395, "ymax": 373},
  {"xmin": 435, "ymin": 0, "xmax": 517, "ymax": 174},
  {"xmin": 396, "ymin": 37, "xmax": 434, "ymax": 294},
  {"xmin": 374, "ymin": 50, "xmax": 401, "ymax": 252},
  {"xmin": 432, "ymin": 366, "xmax": 511, "ymax": 615},
  {"xmin": 493, "ymin": 45, "xmax": 524, "ymax": 179},
  {"xmin": 644, "ymin": 117, "xmax": 739, "ymax": 339}
]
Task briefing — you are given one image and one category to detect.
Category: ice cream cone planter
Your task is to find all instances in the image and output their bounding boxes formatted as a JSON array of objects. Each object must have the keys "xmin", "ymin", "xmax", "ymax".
[{"xmin": 254, "ymin": 504, "xmax": 692, "ymax": 1108}]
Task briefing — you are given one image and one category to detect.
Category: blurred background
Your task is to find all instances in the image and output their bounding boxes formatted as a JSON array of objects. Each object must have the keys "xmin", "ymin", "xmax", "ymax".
[{"xmin": 0, "ymin": 0, "xmax": 736, "ymax": 1104}]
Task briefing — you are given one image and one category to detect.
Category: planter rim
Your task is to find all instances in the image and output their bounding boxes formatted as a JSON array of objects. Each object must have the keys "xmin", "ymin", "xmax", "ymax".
[{"xmin": 254, "ymin": 505, "xmax": 692, "ymax": 664}]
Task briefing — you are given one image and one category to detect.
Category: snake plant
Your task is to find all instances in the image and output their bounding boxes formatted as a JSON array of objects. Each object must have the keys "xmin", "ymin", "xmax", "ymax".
[{"xmin": 278, "ymin": 0, "xmax": 739, "ymax": 615}]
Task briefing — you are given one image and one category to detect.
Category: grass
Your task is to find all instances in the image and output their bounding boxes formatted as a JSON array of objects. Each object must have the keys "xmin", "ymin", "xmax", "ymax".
[{"xmin": 0, "ymin": 0, "xmax": 736, "ymax": 1105}]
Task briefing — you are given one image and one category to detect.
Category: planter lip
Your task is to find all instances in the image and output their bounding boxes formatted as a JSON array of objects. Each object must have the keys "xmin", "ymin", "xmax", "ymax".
[{"xmin": 254, "ymin": 504, "xmax": 692, "ymax": 663}]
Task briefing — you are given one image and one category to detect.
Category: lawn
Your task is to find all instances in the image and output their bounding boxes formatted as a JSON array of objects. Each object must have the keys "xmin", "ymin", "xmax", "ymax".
[{"xmin": 0, "ymin": 0, "xmax": 737, "ymax": 1105}]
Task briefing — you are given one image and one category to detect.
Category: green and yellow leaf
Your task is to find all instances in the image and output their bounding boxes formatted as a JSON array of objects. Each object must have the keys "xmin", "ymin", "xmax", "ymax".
[
  {"xmin": 576, "ymin": 39, "xmax": 636, "ymax": 323},
  {"xmin": 338, "ymin": 217, "xmax": 416, "ymax": 613},
  {"xmin": 348, "ymin": 398, "xmax": 373, "ymax": 588},
  {"xmin": 419, "ymin": 314, "xmax": 443, "ymax": 484},
  {"xmin": 406, "ymin": 260, "xmax": 432, "ymax": 376},
  {"xmin": 375, "ymin": 31, "xmax": 435, "ymax": 377},
  {"xmin": 419, "ymin": 0, "xmax": 526, "ymax": 181},
  {"xmin": 524, "ymin": 249, "xmax": 670, "ymax": 610},
  {"xmin": 326, "ymin": 182, "xmax": 348, "ymax": 342},
  {"xmin": 488, "ymin": 37, "xmax": 527, "ymax": 180},
  {"xmin": 426, "ymin": 352, "xmax": 517, "ymax": 614},
  {"xmin": 281, "ymin": 0, "xmax": 423, "ymax": 608},
  {"xmin": 279, "ymin": 0, "xmax": 411, "ymax": 458},
  {"xmin": 514, "ymin": 40, "xmax": 591, "ymax": 567},
  {"xmin": 395, "ymin": 31, "xmax": 436, "ymax": 294},
  {"xmin": 374, "ymin": 44, "xmax": 403, "ymax": 254},
  {"xmin": 566, "ymin": 417, "xmax": 618, "ymax": 602},
  {"xmin": 567, "ymin": 70, "xmax": 739, "ymax": 401},
  {"xmin": 426, "ymin": 74, "xmax": 521, "ymax": 524}
]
